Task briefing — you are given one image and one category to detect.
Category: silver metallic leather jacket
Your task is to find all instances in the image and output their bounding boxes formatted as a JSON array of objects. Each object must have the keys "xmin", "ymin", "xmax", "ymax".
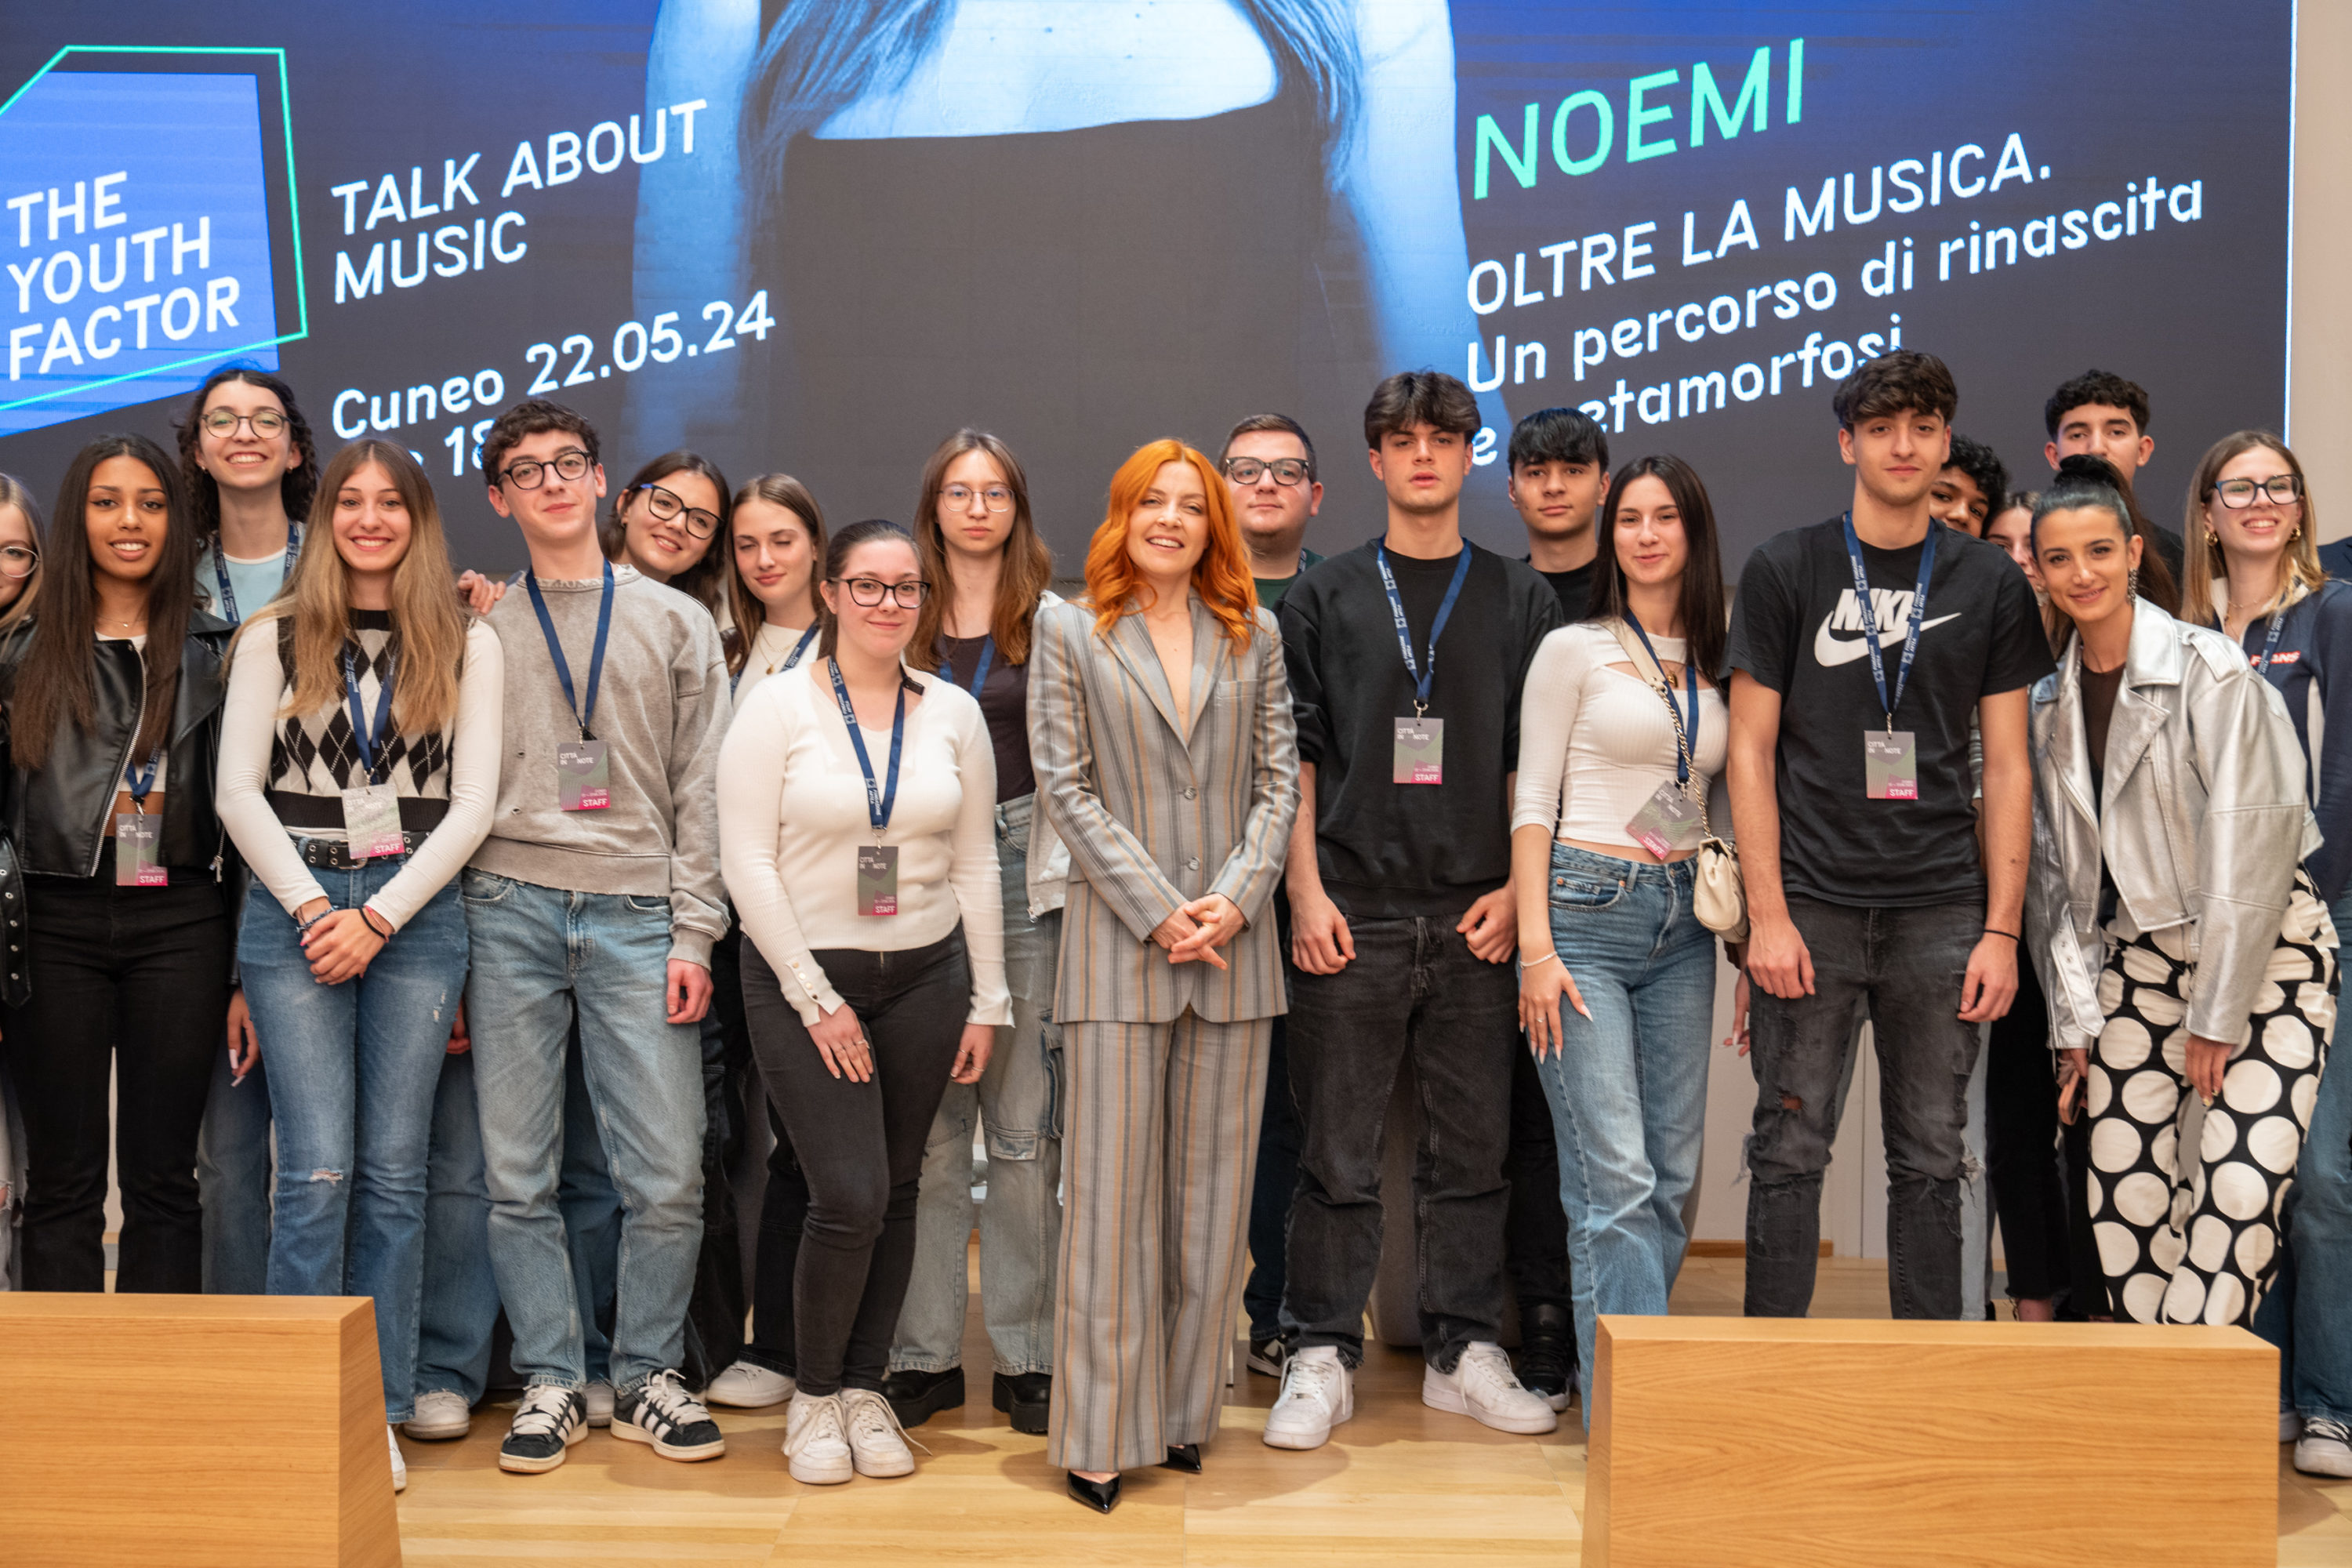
[{"xmin": 2027, "ymin": 598, "xmax": 2320, "ymax": 1054}]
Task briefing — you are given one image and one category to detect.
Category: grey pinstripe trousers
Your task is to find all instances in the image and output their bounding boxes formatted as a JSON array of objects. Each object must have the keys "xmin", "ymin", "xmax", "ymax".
[{"xmin": 1047, "ymin": 1010, "xmax": 1272, "ymax": 1473}]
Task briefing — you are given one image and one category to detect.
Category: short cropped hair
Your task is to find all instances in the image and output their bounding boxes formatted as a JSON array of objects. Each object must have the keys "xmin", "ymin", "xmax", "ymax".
[
  {"xmin": 1943, "ymin": 434, "xmax": 2008, "ymax": 518},
  {"xmin": 1508, "ymin": 406, "xmax": 1608, "ymax": 473},
  {"xmin": 1221, "ymin": 413, "xmax": 1319, "ymax": 481},
  {"xmin": 481, "ymin": 398, "xmax": 601, "ymax": 484},
  {"xmin": 1363, "ymin": 371, "xmax": 1479, "ymax": 448},
  {"xmin": 1831, "ymin": 350, "xmax": 1957, "ymax": 431},
  {"xmin": 2043, "ymin": 368, "xmax": 2150, "ymax": 439}
]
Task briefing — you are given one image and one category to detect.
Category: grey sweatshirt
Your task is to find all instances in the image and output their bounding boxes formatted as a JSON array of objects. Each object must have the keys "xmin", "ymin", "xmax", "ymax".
[{"xmin": 470, "ymin": 564, "xmax": 731, "ymax": 965}]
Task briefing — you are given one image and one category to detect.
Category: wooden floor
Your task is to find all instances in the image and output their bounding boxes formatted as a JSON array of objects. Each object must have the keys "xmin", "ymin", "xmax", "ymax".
[{"xmin": 394, "ymin": 1254, "xmax": 2352, "ymax": 1566}]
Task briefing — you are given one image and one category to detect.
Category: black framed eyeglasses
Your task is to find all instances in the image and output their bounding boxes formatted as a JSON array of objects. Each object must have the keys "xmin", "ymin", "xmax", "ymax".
[
  {"xmin": 941, "ymin": 483, "xmax": 1014, "ymax": 512},
  {"xmin": 499, "ymin": 448, "xmax": 593, "ymax": 490},
  {"xmin": 2214, "ymin": 474, "xmax": 2303, "ymax": 509},
  {"xmin": 201, "ymin": 407, "xmax": 287, "ymax": 439},
  {"xmin": 0, "ymin": 544, "xmax": 37, "ymax": 580},
  {"xmin": 1222, "ymin": 456, "xmax": 1311, "ymax": 487},
  {"xmin": 639, "ymin": 482, "xmax": 720, "ymax": 539},
  {"xmin": 831, "ymin": 576, "xmax": 928, "ymax": 608}
]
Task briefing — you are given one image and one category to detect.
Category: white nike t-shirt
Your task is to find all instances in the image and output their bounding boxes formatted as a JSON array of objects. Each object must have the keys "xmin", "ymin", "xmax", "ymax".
[{"xmin": 1724, "ymin": 515, "xmax": 2051, "ymax": 908}]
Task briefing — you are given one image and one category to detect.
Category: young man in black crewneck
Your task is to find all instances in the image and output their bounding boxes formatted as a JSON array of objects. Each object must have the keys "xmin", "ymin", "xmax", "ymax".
[
  {"xmin": 1266, "ymin": 372, "xmax": 1562, "ymax": 1449},
  {"xmin": 1726, "ymin": 352, "xmax": 2051, "ymax": 1321},
  {"xmin": 1507, "ymin": 406, "xmax": 1608, "ymax": 622},
  {"xmin": 2042, "ymin": 368, "xmax": 2184, "ymax": 578}
]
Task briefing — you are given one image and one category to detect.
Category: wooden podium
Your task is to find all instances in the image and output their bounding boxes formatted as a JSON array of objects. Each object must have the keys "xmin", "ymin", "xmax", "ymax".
[
  {"xmin": 0, "ymin": 1294, "xmax": 399, "ymax": 1567},
  {"xmin": 1587, "ymin": 1315, "xmax": 2277, "ymax": 1567}
]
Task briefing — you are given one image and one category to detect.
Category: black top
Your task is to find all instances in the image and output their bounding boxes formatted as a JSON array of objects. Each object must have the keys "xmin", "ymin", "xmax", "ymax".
[
  {"xmin": 936, "ymin": 633, "xmax": 1033, "ymax": 803},
  {"xmin": 1725, "ymin": 517, "xmax": 2054, "ymax": 908},
  {"xmin": 2241, "ymin": 579, "xmax": 2352, "ymax": 901},
  {"xmin": 1279, "ymin": 539, "xmax": 1561, "ymax": 917},
  {"xmin": 2081, "ymin": 659, "xmax": 2125, "ymax": 927},
  {"xmin": 1531, "ymin": 560, "xmax": 1596, "ymax": 624}
]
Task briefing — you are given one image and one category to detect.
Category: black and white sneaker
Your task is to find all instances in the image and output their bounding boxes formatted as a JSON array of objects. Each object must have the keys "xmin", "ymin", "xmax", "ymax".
[
  {"xmin": 499, "ymin": 1386, "xmax": 587, "ymax": 1475},
  {"xmin": 615, "ymin": 1368, "xmax": 727, "ymax": 1462},
  {"xmin": 1247, "ymin": 1338, "xmax": 1287, "ymax": 1377}
]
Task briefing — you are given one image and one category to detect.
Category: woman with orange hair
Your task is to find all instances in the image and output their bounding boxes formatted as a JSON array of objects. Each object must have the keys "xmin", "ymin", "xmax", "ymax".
[{"xmin": 1027, "ymin": 440, "xmax": 1300, "ymax": 1511}]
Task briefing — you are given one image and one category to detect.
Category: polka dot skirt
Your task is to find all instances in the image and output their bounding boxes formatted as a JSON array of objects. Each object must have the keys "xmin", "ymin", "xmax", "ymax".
[{"xmin": 2082, "ymin": 869, "xmax": 2336, "ymax": 1326}]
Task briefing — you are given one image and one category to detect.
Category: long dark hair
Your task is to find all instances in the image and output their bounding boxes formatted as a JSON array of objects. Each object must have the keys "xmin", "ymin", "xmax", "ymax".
[
  {"xmin": 816, "ymin": 519, "xmax": 920, "ymax": 661},
  {"xmin": 906, "ymin": 429, "xmax": 1054, "ymax": 670},
  {"xmin": 600, "ymin": 449, "xmax": 732, "ymax": 613},
  {"xmin": 13, "ymin": 434, "xmax": 199, "ymax": 771},
  {"xmin": 1589, "ymin": 455, "xmax": 1728, "ymax": 684},
  {"xmin": 176, "ymin": 366, "xmax": 319, "ymax": 543}
]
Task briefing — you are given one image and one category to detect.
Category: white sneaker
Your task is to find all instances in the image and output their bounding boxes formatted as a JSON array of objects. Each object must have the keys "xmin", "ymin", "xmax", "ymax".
[
  {"xmin": 583, "ymin": 1380, "xmax": 615, "ymax": 1428},
  {"xmin": 1262, "ymin": 1345, "xmax": 1352, "ymax": 1450},
  {"xmin": 404, "ymin": 1390, "xmax": 471, "ymax": 1442},
  {"xmin": 2282, "ymin": 1404, "xmax": 2303, "ymax": 1443},
  {"xmin": 1423, "ymin": 1342, "xmax": 1559, "ymax": 1435},
  {"xmin": 783, "ymin": 1392, "xmax": 853, "ymax": 1485},
  {"xmin": 706, "ymin": 1360, "xmax": 796, "ymax": 1409},
  {"xmin": 2297, "ymin": 1415, "xmax": 2352, "ymax": 1479},
  {"xmin": 387, "ymin": 1425, "xmax": 407, "ymax": 1494},
  {"xmin": 840, "ymin": 1388, "xmax": 922, "ymax": 1479}
]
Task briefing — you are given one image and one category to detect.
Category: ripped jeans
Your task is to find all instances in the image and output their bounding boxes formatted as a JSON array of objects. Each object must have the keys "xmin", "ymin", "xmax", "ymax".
[
  {"xmin": 1744, "ymin": 897, "xmax": 1984, "ymax": 1320},
  {"xmin": 245, "ymin": 857, "xmax": 470, "ymax": 1421},
  {"xmin": 889, "ymin": 793, "xmax": 1064, "ymax": 1376}
]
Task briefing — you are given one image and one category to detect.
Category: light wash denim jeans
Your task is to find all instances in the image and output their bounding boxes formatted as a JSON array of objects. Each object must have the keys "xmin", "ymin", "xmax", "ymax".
[
  {"xmin": 2256, "ymin": 884, "xmax": 2352, "ymax": 1424},
  {"xmin": 244, "ymin": 858, "xmax": 469, "ymax": 1421},
  {"xmin": 413, "ymin": 1046, "xmax": 503, "ymax": 1406},
  {"xmin": 462, "ymin": 870, "xmax": 705, "ymax": 1394},
  {"xmin": 561, "ymin": 1035, "xmax": 621, "ymax": 1384},
  {"xmin": 1532, "ymin": 844, "xmax": 1716, "ymax": 1417},
  {"xmin": 890, "ymin": 793, "xmax": 1063, "ymax": 1376}
]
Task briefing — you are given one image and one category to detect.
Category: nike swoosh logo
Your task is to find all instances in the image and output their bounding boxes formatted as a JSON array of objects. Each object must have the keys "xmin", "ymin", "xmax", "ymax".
[{"xmin": 1813, "ymin": 614, "xmax": 1962, "ymax": 666}]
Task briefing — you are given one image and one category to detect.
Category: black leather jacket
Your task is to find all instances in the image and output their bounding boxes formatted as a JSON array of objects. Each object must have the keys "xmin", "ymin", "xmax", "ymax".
[{"xmin": 0, "ymin": 612, "xmax": 235, "ymax": 878}]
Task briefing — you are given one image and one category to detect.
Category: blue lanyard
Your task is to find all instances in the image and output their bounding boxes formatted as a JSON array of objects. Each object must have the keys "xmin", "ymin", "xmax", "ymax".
[
  {"xmin": 123, "ymin": 750, "xmax": 160, "ymax": 810},
  {"xmin": 1374, "ymin": 543, "xmax": 1472, "ymax": 715},
  {"xmin": 947, "ymin": 633, "xmax": 994, "ymax": 697},
  {"xmin": 731, "ymin": 622, "xmax": 820, "ymax": 695},
  {"xmin": 1840, "ymin": 512, "xmax": 1939, "ymax": 732},
  {"xmin": 343, "ymin": 644, "xmax": 397, "ymax": 785},
  {"xmin": 2254, "ymin": 605, "xmax": 2291, "ymax": 676},
  {"xmin": 525, "ymin": 561, "xmax": 615, "ymax": 740},
  {"xmin": 1624, "ymin": 610, "xmax": 1697, "ymax": 786},
  {"xmin": 828, "ymin": 659, "xmax": 906, "ymax": 836},
  {"xmin": 210, "ymin": 521, "xmax": 301, "ymax": 626}
]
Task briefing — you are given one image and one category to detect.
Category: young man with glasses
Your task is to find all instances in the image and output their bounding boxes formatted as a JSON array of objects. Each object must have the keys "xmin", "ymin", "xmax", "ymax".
[
  {"xmin": 1267, "ymin": 372, "xmax": 1563, "ymax": 1449},
  {"xmin": 465, "ymin": 398, "xmax": 734, "ymax": 1473},
  {"xmin": 1215, "ymin": 413, "xmax": 1324, "ymax": 1379}
]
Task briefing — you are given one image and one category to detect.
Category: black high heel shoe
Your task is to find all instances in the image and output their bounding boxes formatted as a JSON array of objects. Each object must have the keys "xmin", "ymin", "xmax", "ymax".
[
  {"xmin": 1161, "ymin": 1443, "xmax": 1202, "ymax": 1473},
  {"xmin": 1067, "ymin": 1471, "xmax": 1122, "ymax": 1513}
]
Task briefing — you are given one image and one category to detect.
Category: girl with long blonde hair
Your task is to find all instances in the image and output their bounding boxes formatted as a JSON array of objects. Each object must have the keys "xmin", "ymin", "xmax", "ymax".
[{"xmin": 215, "ymin": 438, "xmax": 505, "ymax": 1493}]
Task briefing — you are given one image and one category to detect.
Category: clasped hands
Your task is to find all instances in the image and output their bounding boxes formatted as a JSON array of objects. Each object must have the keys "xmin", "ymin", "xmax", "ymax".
[{"xmin": 1151, "ymin": 892, "xmax": 1247, "ymax": 969}]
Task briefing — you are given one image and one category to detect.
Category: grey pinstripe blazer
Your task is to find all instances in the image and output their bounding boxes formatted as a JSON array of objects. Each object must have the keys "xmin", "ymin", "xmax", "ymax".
[{"xmin": 1028, "ymin": 596, "xmax": 1299, "ymax": 1025}]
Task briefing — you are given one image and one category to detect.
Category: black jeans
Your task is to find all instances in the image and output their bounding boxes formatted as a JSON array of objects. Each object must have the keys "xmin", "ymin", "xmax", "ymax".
[
  {"xmin": 1284, "ymin": 913, "xmax": 1516, "ymax": 1370},
  {"xmin": 1745, "ymin": 897, "xmax": 1983, "ymax": 1320},
  {"xmin": 1983, "ymin": 953, "xmax": 2075, "ymax": 1305},
  {"xmin": 5, "ymin": 869, "xmax": 231, "ymax": 1291},
  {"xmin": 741, "ymin": 930, "xmax": 968, "ymax": 1397},
  {"xmin": 1504, "ymin": 1040, "xmax": 1571, "ymax": 1314},
  {"xmin": 1243, "ymin": 891, "xmax": 1300, "ymax": 1343}
]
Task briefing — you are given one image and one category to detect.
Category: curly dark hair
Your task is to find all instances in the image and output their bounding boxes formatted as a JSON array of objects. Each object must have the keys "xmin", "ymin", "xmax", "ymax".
[
  {"xmin": 176, "ymin": 366, "xmax": 319, "ymax": 540},
  {"xmin": 2043, "ymin": 368, "xmax": 2148, "ymax": 439},
  {"xmin": 1831, "ymin": 350, "xmax": 1956, "ymax": 431},
  {"xmin": 1943, "ymin": 434, "xmax": 2008, "ymax": 521}
]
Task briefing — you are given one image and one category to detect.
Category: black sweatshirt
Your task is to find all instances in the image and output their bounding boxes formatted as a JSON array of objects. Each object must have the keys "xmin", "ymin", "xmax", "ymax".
[{"xmin": 1279, "ymin": 538, "xmax": 1561, "ymax": 918}]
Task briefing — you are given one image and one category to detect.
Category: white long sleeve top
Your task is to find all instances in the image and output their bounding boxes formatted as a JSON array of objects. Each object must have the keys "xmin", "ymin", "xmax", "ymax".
[
  {"xmin": 718, "ymin": 662, "xmax": 1008, "ymax": 1027},
  {"xmin": 1512, "ymin": 621, "xmax": 1730, "ymax": 847},
  {"xmin": 216, "ymin": 614, "xmax": 504, "ymax": 929}
]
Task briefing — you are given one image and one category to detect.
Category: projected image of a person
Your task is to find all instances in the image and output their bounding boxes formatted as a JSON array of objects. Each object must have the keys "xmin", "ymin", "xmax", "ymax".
[{"xmin": 626, "ymin": 1, "xmax": 1498, "ymax": 520}]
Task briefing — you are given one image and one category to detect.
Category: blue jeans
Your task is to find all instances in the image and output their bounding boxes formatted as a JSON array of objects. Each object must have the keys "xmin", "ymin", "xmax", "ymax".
[
  {"xmin": 198, "ymin": 1038, "xmax": 272, "ymax": 1293},
  {"xmin": 561, "ymin": 1035, "xmax": 621, "ymax": 1385},
  {"xmin": 463, "ymin": 872, "xmax": 706, "ymax": 1394},
  {"xmin": 891, "ymin": 793, "xmax": 1063, "ymax": 1376},
  {"xmin": 2256, "ymin": 885, "xmax": 2352, "ymax": 1424},
  {"xmin": 244, "ymin": 861, "xmax": 470, "ymax": 1421},
  {"xmin": 1533, "ymin": 844, "xmax": 1715, "ymax": 1416},
  {"xmin": 414, "ymin": 1047, "xmax": 503, "ymax": 1405}
]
